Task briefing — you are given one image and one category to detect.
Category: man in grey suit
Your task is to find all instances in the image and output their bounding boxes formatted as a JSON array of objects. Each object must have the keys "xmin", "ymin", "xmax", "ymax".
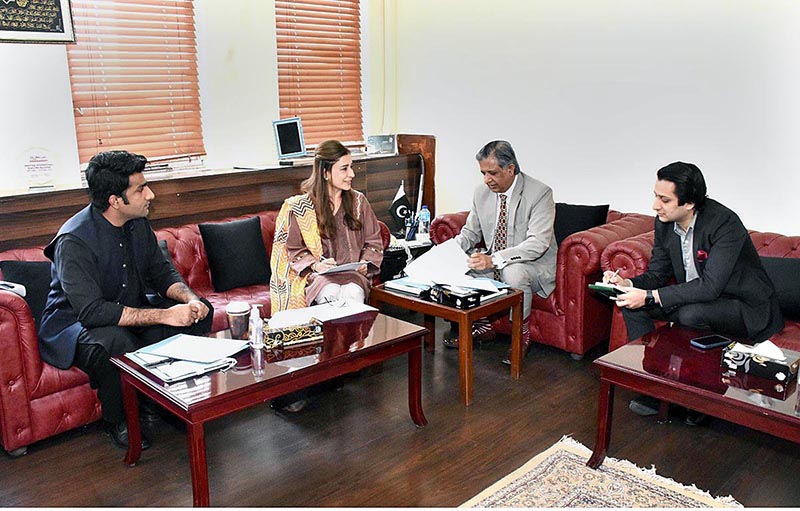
[{"xmin": 443, "ymin": 140, "xmax": 557, "ymax": 364}]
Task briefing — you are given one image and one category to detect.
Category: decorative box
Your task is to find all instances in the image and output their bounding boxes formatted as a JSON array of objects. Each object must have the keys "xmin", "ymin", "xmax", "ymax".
[
  {"xmin": 721, "ymin": 370, "xmax": 796, "ymax": 401},
  {"xmin": 264, "ymin": 343, "xmax": 323, "ymax": 363},
  {"xmin": 721, "ymin": 344, "xmax": 800, "ymax": 383},
  {"xmin": 265, "ymin": 319, "xmax": 324, "ymax": 350},
  {"xmin": 429, "ymin": 285, "xmax": 481, "ymax": 310}
]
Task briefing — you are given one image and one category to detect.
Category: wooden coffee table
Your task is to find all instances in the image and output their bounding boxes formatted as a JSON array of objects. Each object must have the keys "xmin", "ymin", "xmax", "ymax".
[
  {"xmin": 369, "ymin": 284, "xmax": 524, "ymax": 406},
  {"xmin": 588, "ymin": 324, "xmax": 800, "ymax": 468},
  {"xmin": 111, "ymin": 312, "xmax": 427, "ymax": 507}
]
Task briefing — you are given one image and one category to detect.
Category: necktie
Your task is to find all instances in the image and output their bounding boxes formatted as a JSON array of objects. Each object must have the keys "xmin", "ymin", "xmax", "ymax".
[{"xmin": 493, "ymin": 193, "xmax": 507, "ymax": 279}]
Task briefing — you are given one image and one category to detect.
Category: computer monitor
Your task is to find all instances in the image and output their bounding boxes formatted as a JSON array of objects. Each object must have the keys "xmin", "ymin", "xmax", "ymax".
[{"xmin": 272, "ymin": 117, "xmax": 307, "ymax": 159}]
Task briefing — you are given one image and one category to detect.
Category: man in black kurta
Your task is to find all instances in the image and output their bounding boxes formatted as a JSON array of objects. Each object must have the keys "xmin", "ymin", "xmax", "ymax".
[{"xmin": 39, "ymin": 151, "xmax": 212, "ymax": 449}]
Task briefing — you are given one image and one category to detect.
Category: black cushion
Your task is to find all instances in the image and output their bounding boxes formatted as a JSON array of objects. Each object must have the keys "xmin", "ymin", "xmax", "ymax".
[
  {"xmin": 0, "ymin": 260, "xmax": 51, "ymax": 330},
  {"xmin": 199, "ymin": 216, "xmax": 270, "ymax": 292},
  {"xmin": 761, "ymin": 257, "xmax": 800, "ymax": 321},
  {"xmin": 553, "ymin": 203, "xmax": 610, "ymax": 245}
]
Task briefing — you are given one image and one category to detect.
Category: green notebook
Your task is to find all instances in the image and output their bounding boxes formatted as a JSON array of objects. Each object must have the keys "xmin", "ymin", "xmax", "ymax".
[{"xmin": 588, "ymin": 282, "xmax": 624, "ymax": 299}]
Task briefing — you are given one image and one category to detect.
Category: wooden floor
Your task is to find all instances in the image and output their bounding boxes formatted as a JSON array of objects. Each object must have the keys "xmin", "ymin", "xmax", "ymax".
[{"xmin": 2, "ymin": 312, "xmax": 799, "ymax": 507}]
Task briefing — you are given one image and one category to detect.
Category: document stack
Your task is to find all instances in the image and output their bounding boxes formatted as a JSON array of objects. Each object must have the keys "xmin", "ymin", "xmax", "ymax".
[{"xmin": 128, "ymin": 334, "xmax": 250, "ymax": 383}]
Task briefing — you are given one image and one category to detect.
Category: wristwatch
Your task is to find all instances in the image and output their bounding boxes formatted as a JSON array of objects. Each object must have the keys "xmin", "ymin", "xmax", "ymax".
[{"xmin": 645, "ymin": 290, "xmax": 656, "ymax": 308}]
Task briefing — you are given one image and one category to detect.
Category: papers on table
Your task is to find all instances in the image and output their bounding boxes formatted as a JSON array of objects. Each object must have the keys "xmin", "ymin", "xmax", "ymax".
[
  {"xmin": 149, "ymin": 359, "xmax": 235, "ymax": 383},
  {"xmin": 318, "ymin": 261, "xmax": 365, "ymax": 275},
  {"xmin": 267, "ymin": 300, "xmax": 378, "ymax": 329},
  {"xmin": 433, "ymin": 276, "xmax": 501, "ymax": 293},
  {"xmin": 405, "ymin": 239, "xmax": 470, "ymax": 282},
  {"xmin": 400, "ymin": 239, "xmax": 510, "ymax": 293},
  {"xmin": 384, "ymin": 277, "xmax": 432, "ymax": 296},
  {"xmin": 135, "ymin": 334, "xmax": 249, "ymax": 363},
  {"xmin": 480, "ymin": 288, "xmax": 509, "ymax": 303},
  {"xmin": 128, "ymin": 334, "xmax": 249, "ymax": 383}
]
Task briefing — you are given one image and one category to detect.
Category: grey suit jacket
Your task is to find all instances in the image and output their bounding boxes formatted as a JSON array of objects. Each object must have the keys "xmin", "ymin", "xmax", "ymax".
[{"xmin": 453, "ymin": 172, "xmax": 557, "ymax": 297}]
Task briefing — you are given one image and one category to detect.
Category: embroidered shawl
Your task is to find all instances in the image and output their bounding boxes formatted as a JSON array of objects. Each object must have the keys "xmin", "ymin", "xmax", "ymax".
[{"xmin": 270, "ymin": 194, "xmax": 323, "ymax": 313}]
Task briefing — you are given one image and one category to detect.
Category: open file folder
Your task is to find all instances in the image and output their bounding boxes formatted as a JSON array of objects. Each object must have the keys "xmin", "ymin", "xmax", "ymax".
[{"xmin": 127, "ymin": 334, "xmax": 250, "ymax": 383}]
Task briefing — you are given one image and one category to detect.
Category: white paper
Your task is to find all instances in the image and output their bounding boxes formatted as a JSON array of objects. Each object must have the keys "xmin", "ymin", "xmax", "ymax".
[
  {"xmin": 405, "ymin": 239, "xmax": 470, "ymax": 282},
  {"xmin": 126, "ymin": 352, "xmax": 170, "ymax": 366},
  {"xmin": 136, "ymin": 334, "xmax": 249, "ymax": 363},
  {"xmin": 153, "ymin": 359, "xmax": 232, "ymax": 383},
  {"xmin": 319, "ymin": 261, "xmax": 365, "ymax": 274},
  {"xmin": 267, "ymin": 300, "xmax": 377, "ymax": 329},
  {"xmin": 729, "ymin": 339, "xmax": 786, "ymax": 361},
  {"xmin": 434, "ymin": 276, "xmax": 499, "ymax": 292},
  {"xmin": 0, "ymin": 280, "xmax": 26, "ymax": 298}
]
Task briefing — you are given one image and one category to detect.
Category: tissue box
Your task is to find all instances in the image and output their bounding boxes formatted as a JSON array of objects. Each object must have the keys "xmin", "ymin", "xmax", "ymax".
[
  {"xmin": 429, "ymin": 285, "xmax": 482, "ymax": 310},
  {"xmin": 721, "ymin": 344, "xmax": 800, "ymax": 383},
  {"xmin": 265, "ymin": 319, "xmax": 324, "ymax": 349},
  {"xmin": 721, "ymin": 370, "xmax": 796, "ymax": 401}
]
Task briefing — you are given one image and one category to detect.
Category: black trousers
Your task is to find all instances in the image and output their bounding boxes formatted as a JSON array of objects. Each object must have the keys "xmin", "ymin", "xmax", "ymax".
[
  {"xmin": 73, "ymin": 298, "xmax": 214, "ymax": 424},
  {"xmin": 622, "ymin": 298, "xmax": 749, "ymax": 342}
]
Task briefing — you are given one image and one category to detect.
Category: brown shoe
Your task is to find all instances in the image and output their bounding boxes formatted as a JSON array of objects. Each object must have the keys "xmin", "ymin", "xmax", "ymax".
[
  {"xmin": 442, "ymin": 319, "xmax": 495, "ymax": 349},
  {"xmin": 501, "ymin": 343, "xmax": 532, "ymax": 365},
  {"xmin": 502, "ymin": 323, "xmax": 531, "ymax": 365}
]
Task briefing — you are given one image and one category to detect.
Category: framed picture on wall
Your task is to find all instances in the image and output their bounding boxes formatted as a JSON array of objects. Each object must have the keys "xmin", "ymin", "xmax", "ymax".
[{"xmin": 0, "ymin": 0, "xmax": 74, "ymax": 43}]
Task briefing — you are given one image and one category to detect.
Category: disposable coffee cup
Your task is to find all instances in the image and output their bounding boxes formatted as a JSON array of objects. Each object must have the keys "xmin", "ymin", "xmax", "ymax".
[{"xmin": 226, "ymin": 301, "xmax": 250, "ymax": 340}]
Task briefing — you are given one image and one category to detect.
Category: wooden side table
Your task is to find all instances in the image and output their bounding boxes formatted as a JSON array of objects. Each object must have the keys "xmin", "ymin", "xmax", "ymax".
[{"xmin": 370, "ymin": 285, "xmax": 523, "ymax": 406}]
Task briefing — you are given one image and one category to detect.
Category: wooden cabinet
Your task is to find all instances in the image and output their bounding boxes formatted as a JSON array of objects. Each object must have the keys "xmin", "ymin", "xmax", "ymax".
[{"xmin": 0, "ymin": 135, "xmax": 435, "ymax": 251}]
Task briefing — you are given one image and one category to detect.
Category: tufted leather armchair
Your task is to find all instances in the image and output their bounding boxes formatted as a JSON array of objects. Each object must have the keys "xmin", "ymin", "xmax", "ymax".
[
  {"xmin": 0, "ymin": 210, "xmax": 390, "ymax": 455},
  {"xmin": 430, "ymin": 210, "xmax": 655, "ymax": 358},
  {"xmin": 602, "ymin": 229, "xmax": 800, "ymax": 352}
]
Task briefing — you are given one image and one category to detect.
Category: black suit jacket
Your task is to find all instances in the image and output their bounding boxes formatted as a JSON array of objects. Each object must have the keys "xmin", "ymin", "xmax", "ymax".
[{"xmin": 631, "ymin": 199, "xmax": 783, "ymax": 340}]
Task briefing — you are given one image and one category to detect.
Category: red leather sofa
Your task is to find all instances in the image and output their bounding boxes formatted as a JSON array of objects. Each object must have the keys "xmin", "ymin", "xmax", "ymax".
[
  {"xmin": 0, "ymin": 210, "xmax": 389, "ymax": 456},
  {"xmin": 430, "ymin": 210, "xmax": 654, "ymax": 358},
  {"xmin": 602, "ymin": 229, "xmax": 800, "ymax": 352}
]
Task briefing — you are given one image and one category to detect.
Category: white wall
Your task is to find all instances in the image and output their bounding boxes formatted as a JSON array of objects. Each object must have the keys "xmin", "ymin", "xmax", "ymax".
[
  {"xmin": 0, "ymin": 0, "xmax": 280, "ymax": 199},
  {"xmin": 392, "ymin": 0, "xmax": 800, "ymax": 234},
  {"xmin": 3, "ymin": 1, "xmax": 798, "ymax": 235},
  {"xmin": 0, "ymin": 44, "xmax": 80, "ymax": 194}
]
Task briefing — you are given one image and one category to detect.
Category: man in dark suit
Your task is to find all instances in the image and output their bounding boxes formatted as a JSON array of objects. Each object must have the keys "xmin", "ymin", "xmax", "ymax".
[
  {"xmin": 604, "ymin": 161, "xmax": 783, "ymax": 421},
  {"xmin": 39, "ymin": 151, "xmax": 213, "ymax": 449}
]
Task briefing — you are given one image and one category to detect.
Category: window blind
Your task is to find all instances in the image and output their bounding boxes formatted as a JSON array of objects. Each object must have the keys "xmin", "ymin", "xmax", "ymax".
[
  {"xmin": 66, "ymin": 0, "xmax": 205, "ymax": 165},
  {"xmin": 276, "ymin": 0, "xmax": 363, "ymax": 146}
]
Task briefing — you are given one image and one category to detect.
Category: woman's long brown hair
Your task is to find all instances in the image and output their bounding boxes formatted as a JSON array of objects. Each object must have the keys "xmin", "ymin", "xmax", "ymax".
[{"xmin": 301, "ymin": 140, "xmax": 362, "ymax": 239}]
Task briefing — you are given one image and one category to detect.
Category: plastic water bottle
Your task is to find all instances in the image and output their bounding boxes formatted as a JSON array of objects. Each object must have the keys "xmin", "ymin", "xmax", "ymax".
[
  {"xmin": 249, "ymin": 304, "xmax": 264, "ymax": 349},
  {"xmin": 417, "ymin": 206, "xmax": 431, "ymax": 241}
]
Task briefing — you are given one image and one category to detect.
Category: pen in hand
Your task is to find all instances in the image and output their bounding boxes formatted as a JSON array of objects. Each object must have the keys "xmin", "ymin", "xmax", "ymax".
[{"xmin": 605, "ymin": 269, "xmax": 620, "ymax": 284}]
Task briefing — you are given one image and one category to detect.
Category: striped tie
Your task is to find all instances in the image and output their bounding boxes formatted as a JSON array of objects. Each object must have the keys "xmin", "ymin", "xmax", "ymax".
[{"xmin": 493, "ymin": 193, "xmax": 507, "ymax": 280}]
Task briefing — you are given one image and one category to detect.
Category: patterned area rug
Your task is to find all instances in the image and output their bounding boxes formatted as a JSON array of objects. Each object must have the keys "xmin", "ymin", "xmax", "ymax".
[{"xmin": 461, "ymin": 437, "xmax": 741, "ymax": 508}]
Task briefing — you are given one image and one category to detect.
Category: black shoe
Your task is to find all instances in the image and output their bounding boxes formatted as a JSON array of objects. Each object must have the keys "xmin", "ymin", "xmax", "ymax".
[
  {"xmin": 629, "ymin": 395, "xmax": 660, "ymax": 417},
  {"xmin": 105, "ymin": 421, "xmax": 152, "ymax": 450},
  {"xmin": 139, "ymin": 399, "xmax": 163, "ymax": 426},
  {"xmin": 270, "ymin": 397, "xmax": 309, "ymax": 414},
  {"xmin": 684, "ymin": 410, "xmax": 710, "ymax": 427},
  {"xmin": 442, "ymin": 336, "xmax": 459, "ymax": 349}
]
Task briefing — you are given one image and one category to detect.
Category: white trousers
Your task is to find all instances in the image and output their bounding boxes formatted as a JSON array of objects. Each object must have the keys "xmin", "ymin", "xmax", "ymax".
[{"xmin": 314, "ymin": 282, "xmax": 365, "ymax": 304}]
